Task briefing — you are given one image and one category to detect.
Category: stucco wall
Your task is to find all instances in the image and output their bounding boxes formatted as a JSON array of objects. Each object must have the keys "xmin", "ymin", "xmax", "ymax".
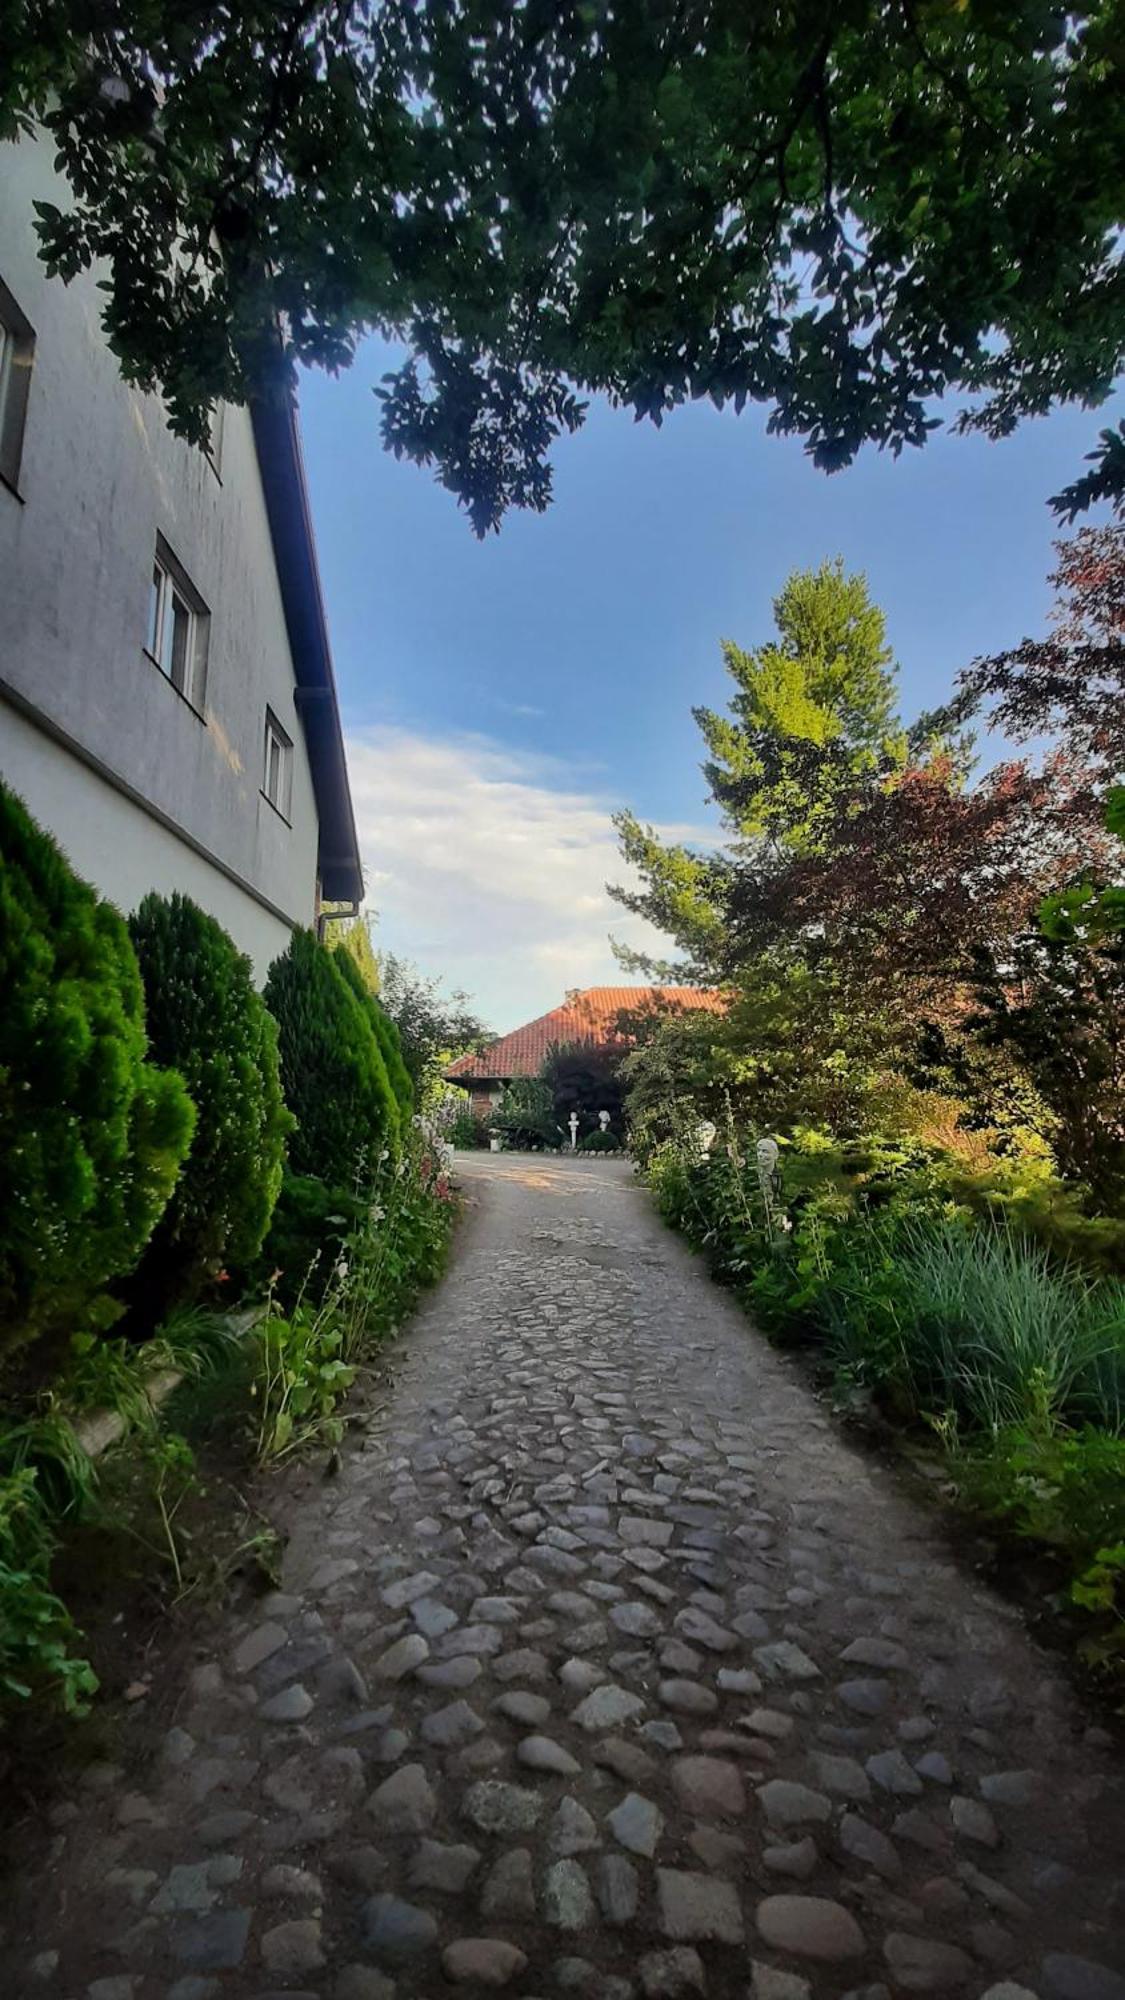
[
  {"xmin": 0, "ymin": 699, "xmax": 293, "ymax": 983},
  {"xmin": 0, "ymin": 130, "xmax": 321, "ymax": 946}
]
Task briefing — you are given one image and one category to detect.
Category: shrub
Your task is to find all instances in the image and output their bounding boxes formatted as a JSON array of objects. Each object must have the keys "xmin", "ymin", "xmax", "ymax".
[
  {"xmin": 449, "ymin": 1106, "xmax": 489, "ymax": 1149},
  {"xmin": 254, "ymin": 1171, "xmax": 369, "ymax": 1308},
  {"xmin": 492, "ymin": 1077, "xmax": 557, "ymax": 1149},
  {"xmin": 333, "ymin": 945, "xmax": 413, "ymax": 1130},
  {"xmin": 251, "ymin": 1123, "xmax": 457, "ymax": 1458},
  {"xmin": 956, "ymin": 1426, "xmax": 1125, "ymax": 1641},
  {"xmin": 264, "ymin": 930, "xmax": 397, "ymax": 1186},
  {"xmin": 579, "ymin": 1129, "xmax": 622, "ymax": 1152},
  {"xmin": 0, "ymin": 1463, "xmax": 97, "ymax": 1716},
  {"xmin": 126, "ymin": 893, "xmax": 293, "ymax": 1307},
  {"xmin": 541, "ymin": 1038, "xmax": 625, "ymax": 1132},
  {"xmin": 0, "ymin": 782, "xmax": 194, "ymax": 1367}
]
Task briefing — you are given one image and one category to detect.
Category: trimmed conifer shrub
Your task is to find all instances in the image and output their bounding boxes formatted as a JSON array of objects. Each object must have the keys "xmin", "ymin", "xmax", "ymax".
[
  {"xmin": 264, "ymin": 929, "xmax": 397, "ymax": 1185},
  {"xmin": 127, "ymin": 893, "xmax": 293, "ymax": 1304},
  {"xmin": 0, "ymin": 782, "xmax": 194, "ymax": 1365},
  {"xmin": 333, "ymin": 946, "xmax": 414, "ymax": 1129}
]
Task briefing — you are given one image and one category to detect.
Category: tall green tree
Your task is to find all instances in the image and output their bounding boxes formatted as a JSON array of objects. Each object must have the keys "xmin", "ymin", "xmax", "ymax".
[
  {"xmin": 5, "ymin": 3, "xmax": 1123, "ymax": 531},
  {"xmin": 378, "ymin": 954, "xmax": 491, "ymax": 1101},
  {"xmin": 612, "ymin": 560, "xmax": 904, "ymax": 970},
  {"xmin": 540, "ymin": 1040, "xmax": 626, "ymax": 1137}
]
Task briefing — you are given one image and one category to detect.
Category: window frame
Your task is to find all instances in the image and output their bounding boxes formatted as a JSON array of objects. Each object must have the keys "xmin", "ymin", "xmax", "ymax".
[
  {"xmin": 0, "ymin": 276, "xmax": 35, "ymax": 497},
  {"xmin": 262, "ymin": 707, "xmax": 293, "ymax": 823},
  {"xmin": 145, "ymin": 535, "xmax": 210, "ymax": 715}
]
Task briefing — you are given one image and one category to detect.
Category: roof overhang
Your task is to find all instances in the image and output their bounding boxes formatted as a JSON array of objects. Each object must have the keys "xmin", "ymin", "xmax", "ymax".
[{"xmin": 251, "ymin": 386, "xmax": 364, "ymax": 907}]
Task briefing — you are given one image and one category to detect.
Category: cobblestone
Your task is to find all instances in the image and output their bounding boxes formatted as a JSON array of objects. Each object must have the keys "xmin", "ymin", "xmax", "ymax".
[{"xmin": 7, "ymin": 1154, "xmax": 1122, "ymax": 1997}]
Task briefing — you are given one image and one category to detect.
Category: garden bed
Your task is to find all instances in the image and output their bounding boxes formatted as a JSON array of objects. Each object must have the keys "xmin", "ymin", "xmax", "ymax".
[{"xmin": 646, "ymin": 1142, "xmax": 1125, "ymax": 1707}]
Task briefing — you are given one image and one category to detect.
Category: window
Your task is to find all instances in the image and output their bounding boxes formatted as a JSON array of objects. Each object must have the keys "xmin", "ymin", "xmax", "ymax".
[
  {"xmin": 0, "ymin": 277, "xmax": 34, "ymax": 494},
  {"xmin": 146, "ymin": 536, "xmax": 209, "ymax": 711},
  {"xmin": 263, "ymin": 708, "xmax": 293, "ymax": 820}
]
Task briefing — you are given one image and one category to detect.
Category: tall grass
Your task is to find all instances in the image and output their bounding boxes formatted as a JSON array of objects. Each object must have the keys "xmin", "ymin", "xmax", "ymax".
[{"xmin": 827, "ymin": 1219, "xmax": 1125, "ymax": 1437}]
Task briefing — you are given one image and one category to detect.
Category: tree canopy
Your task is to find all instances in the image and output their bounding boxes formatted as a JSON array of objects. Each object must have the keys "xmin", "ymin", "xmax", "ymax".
[
  {"xmin": 6, "ymin": 1, "xmax": 1124, "ymax": 532},
  {"xmin": 612, "ymin": 553, "xmax": 1106, "ymax": 1052},
  {"xmin": 377, "ymin": 952, "xmax": 491, "ymax": 1098}
]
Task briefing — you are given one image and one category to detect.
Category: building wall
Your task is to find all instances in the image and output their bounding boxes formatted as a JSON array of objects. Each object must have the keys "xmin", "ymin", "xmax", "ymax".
[
  {"xmin": 0, "ymin": 699, "xmax": 293, "ymax": 983},
  {"xmin": 0, "ymin": 130, "xmax": 321, "ymax": 954}
]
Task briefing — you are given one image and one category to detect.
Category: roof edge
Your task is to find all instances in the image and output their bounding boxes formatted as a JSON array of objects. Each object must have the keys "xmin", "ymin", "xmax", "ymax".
[{"xmin": 250, "ymin": 385, "xmax": 364, "ymax": 907}]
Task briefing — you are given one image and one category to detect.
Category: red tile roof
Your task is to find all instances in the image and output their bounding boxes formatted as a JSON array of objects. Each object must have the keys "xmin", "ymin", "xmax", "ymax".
[{"xmin": 445, "ymin": 986, "xmax": 727, "ymax": 1083}]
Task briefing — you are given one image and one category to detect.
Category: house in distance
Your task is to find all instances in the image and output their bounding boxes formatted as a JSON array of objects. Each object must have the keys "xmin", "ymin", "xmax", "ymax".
[{"xmin": 445, "ymin": 985, "xmax": 727, "ymax": 1122}]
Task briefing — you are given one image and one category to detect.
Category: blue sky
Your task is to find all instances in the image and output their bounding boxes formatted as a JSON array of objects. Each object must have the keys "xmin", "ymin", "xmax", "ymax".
[{"xmin": 299, "ymin": 338, "xmax": 1116, "ymax": 1031}]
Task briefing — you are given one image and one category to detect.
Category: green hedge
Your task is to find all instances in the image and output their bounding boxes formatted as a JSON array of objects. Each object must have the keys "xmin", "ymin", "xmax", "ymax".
[
  {"xmin": 127, "ymin": 893, "xmax": 293, "ymax": 1306},
  {"xmin": 264, "ymin": 929, "xmax": 397, "ymax": 1185},
  {"xmin": 580, "ymin": 1129, "xmax": 623, "ymax": 1152},
  {"xmin": 0, "ymin": 783, "xmax": 194, "ymax": 1366}
]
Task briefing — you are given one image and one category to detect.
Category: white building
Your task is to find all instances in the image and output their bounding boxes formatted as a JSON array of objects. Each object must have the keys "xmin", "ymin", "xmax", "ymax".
[{"xmin": 0, "ymin": 133, "xmax": 362, "ymax": 980}]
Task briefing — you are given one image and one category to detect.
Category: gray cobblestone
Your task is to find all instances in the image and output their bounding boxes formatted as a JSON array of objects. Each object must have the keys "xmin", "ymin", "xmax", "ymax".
[{"xmin": 9, "ymin": 1155, "xmax": 1120, "ymax": 1997}]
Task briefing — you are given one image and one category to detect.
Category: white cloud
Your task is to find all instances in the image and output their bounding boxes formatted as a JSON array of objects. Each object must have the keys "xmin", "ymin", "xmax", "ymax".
[{"xmin": 343, "ymin": 725, "xmax": 712, "ymax": 1030}]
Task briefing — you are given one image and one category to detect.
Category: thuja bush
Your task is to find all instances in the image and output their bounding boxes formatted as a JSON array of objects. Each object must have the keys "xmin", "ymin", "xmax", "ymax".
[
  {"xmin": 264, "ymin": 930, "xmax": 397, "ymax": 1186},
  {"xmin": 127, "ymin": 893, "xmax": 293, "ymax": 1309},
  {"xmin": 333, "ymin": 945, "xmax": 414, "ymax": 1133},
  {"xmin": 0, "ymin": 783, "xmax": 194, "ymax": 1368}
]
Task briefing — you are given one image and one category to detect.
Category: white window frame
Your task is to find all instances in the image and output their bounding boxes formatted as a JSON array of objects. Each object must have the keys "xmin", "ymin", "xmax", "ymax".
[
  {"xmin": 0, "ymin": 276, "xmax": 35, "ymax": 495},
  {"xmin": 263, "ymin": 707, "xmax": 293, "ymax": 821},
  {"xmin": 146, "ymin": 535, "xmax": 209, "ymax": 712}
]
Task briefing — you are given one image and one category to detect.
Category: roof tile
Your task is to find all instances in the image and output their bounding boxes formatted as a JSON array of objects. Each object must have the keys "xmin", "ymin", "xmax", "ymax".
[{"xmin": 444, "ymin": 986, "xmax": 726, "ymax": 1082}]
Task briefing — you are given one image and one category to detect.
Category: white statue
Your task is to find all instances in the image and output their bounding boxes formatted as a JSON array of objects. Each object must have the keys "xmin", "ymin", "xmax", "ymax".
[
  {"xmin": 598, "ymin": 1109, "xmax": 611, "ymax": 1133},
  {"xmin": 568, "ymin": 1111, "xmax": 579, "ymax": 1152}
]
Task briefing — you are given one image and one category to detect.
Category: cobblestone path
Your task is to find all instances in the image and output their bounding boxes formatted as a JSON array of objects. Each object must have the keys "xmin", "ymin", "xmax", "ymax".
[{"xmin": 11, "ymin": 1155, "xmax": 1125, "ymax": 2000}]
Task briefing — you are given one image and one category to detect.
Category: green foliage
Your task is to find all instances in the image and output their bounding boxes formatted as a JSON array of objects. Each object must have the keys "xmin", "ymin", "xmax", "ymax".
[
  {"xmin": 8, "ymin": 6, "xmax": 1124, "ymax": 528},
  {"xmin": 253, "ymin": 1171, "xmax": 369, "ymax": 1309},
  {"xmin": 970, "ymin": 921, "xmax": 1125, "ymax": 1207},
  {"xmin": 127, "ymin": 893, "xmax": 293, "ymax": 1305},
  {"xmin": 250, "ymin": 1125, "xmax": 457, "ymax": 1457},
  {"xmin": 579, "ymin": 1130, "xmax": 622, "ymax": 1153},
  {"xmin": 333, "ymin": 944, "xmax": 413, "ymax": 1129},
  {"xmin": 377, "ymin": 952, "xmax": 491, "ymax": 1105},
  {"xmin": 0, "ymin": 782, "xmax": 194, "ymax": 1366},
  {"xmin": 540, "ymin": 1039, "xmax": 625, "ymax": 1137},
  {"xmin": 251, "ymin": 1299, "xmax": 355, "ymax": 1462},
  {"xmin": 957, "ymin": 1429, "xmax": 1125, "ymax": 1640},
  {"xmin": 492, "ymin": 1078, "xmax": 558, "ymax": 1150},
  {"xmin": 699, "ymin": 561, "xmax": 902, "ymax": 853},
  {"xmin": 612, "ymin": 562, "xmax": 907, "ymax": 967},
  {"xmin": 264, "ymin": 930, "xmax": 396, "ymax": 1186},
  {"xmin": 449, "ymin": 1107, "xmax": 489, "ymax": 1150},
  {"xmin": 326, "ymin": 910, "xmax": 381, "ymax": 995},
  {"xmin": 0, "ymin": 1465, "xmax": 97, "ymax": 1718},
  {"xmin": 648, "ymin": 1128, "xmax": 1125, "ymax": 1664}
]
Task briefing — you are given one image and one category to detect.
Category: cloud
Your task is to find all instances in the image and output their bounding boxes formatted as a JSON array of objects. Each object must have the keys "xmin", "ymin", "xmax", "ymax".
[{"xmin": 342, "ymin": 725, "xmax": 711, "ymax": 1029}]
